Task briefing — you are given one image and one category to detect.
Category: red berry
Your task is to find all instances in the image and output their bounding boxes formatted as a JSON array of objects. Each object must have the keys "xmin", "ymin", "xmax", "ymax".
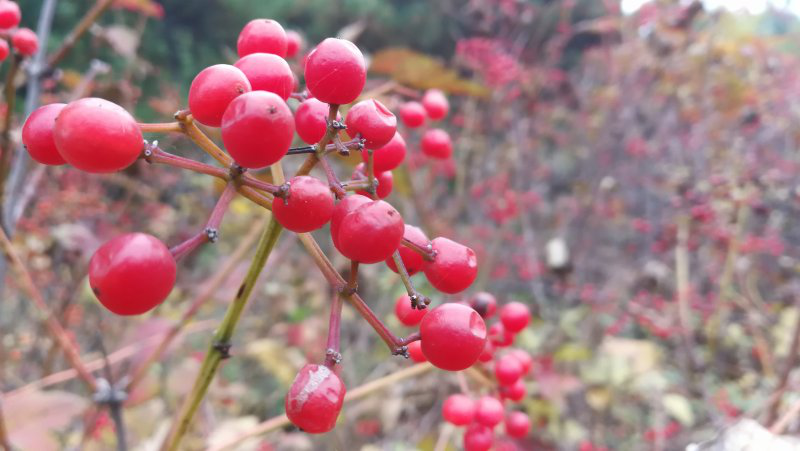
[
  {"xmin": 188, "ymin": 64, "xmax": 251, "ymax": 127},
  {"xmin": 468, "ymin": 292, "xmax": 497, "ymax": 318},
  {"xmin": 0, "ymin": 1, "xmax": 20, "ymax": 29},
  {"xmin": 442, "ymin": 394, "xmax": 475, "ymax": 426},
  {"xmin": 22, "ymin": 103, "xmax": 67, "ymax": 165},
  {"xmin": 237, "ymin": 19, "xmax": 287, "ymax": 58},
  {"xmin": 423, "ymin": 237, "xmax": 477, "ymax": 294},
  {"xmin": 285, "ymin": 364, "xmax": 345, "ymax": 434},
  {"xmin": 352, "ymin": 163, "xmax": 393, "ymax": 199},
  {"xmin": 385, "ymin": 224, "xmax": 428, "ymax": 276},
  {"xmin": 420, "ymin": 303, "xmax": 486, "ymax": 371},
  {"xmin": 221, "ymin": 91, "xmax": 293, "ymax": 168},
  {"xmin": 394, "ymin": 294, "xmax": 427, "ymax": 326},
  {"xmin": 475, "ymin": 396, "xmax": 504, "ymax": 427},
  {"xmin": 54, "ymin": 98, "xmax": 142, "ymax": 173},
  {"xmin": 12, "ymin": 28, "xmax": 38, "ymax": 57},
  {"xmin": 478, "ymin": 340, "xmax": 494, "ymax": 363},
  {"xmin": 295, "ymin": 98, "xmax": 340, "ymax": 145},
  {"xmin": 505, "ymin": 411, "xmax": 531, "ymax": 438},
  {"xmin": 464, "ymin": 423, "xmax": 493, "ymax": 451},
  {"xmin": 500, "ymin": 379, "xmax": 526, "ymax": 402},
  {"xmin": 508, "ymin": 349, "xmax": 532, "ymax": 375},
  {"xmin": 330, "ymin": 194, "xmax": 372, "ymax": 251},
  {"xmin": 89, "ymin": 233, "xmax": 176, "ymax": 315},
  {"xmin": 407, "ymin": 340, "xmax": 426, "ymax": 363},
  {"xmin": 421, "ymin": 128, "xmax": 453, "ymax": 159},
  {"xmin": 363, "ymin": 131, "xmax": 405, "ymax": 172},
  {"xmin": 422, "ymin": 89, "xmax": 449, "ymax": 120},
  {"xmin": 337, "ymin": 200, "xmax": 404, "ymax": 263},
  {"xmin": 0, "ymin": 38, "xmax": 8, "ymax": 61},
  {"xmin": 398, "ymin": 101, "xmax": 426, "ymax": 128},
  {"xmin": 345, "ymin": 99, "xmax": 397, "ymax": 149},
  {"xmin": 285, "ymin": 30, "xmax": 304, "ymax": 58},
  {"xmin": 234, "ymin": 53, "xmax": 293, "ymax": 100},
  {"xmin": 489, "ymin": 323, "xmax": 514, "ymax": 348},
  {"xmin": 500, "ymin": 302, "xmax": 531, "ymax": 333},
  {"xmin": 304, "ymin": 38, "xmax": 366, "ymax": 105},
  {"xmin": 494, "ymin": 354, "xmax": 523, "ymax": 386},
  {"xmin": 272, "ymin": 176, "xmax": 334, "ymax": 232}
]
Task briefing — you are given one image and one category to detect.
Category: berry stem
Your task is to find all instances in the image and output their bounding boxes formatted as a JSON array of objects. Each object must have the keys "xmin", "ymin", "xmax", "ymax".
[
  {"xmin": 161, "ymin": 216, "xmax": 284, "ymax": 451},
  {"xmin": 287, "ymin": 138, "xmax": 362, "ymax": 156},
  {"xmin": 177, "ymin": 112, "xmax": 234, "ymax": 166},
  {"xmin": 168, "ymin": 182, "xmax": 237, "ymax": 261},
  {"xmin": 294, "ymin": 105, "xmax": 341, "ymax": 177},
  {"xmin": 341, "ymin": 180, "xmax": 372, "ymax": 191},
  {"xmin": 139, "ymin": 122, "xmax": 183, "ymax": 134},
  {"xmin": 0, "ymin": 226, "xmax": 98, "ymax": 392},
  {"xmin": 145, "ymin": 145, "xmax": 229, "ymax": 179},
  {"xmin": 391, "ymin": 251, "xmax": 430, "ymax": 309},
  {"xmin": 323, "ymin": 293, "xmax": 344, "ymax": 369},
  {"xmin": 401, "ymin": 237, "xmax": 436, "ymax": 262},
  {"xmin": 318, "ymin": 154, "xmax": 346, "ymax": 199}
]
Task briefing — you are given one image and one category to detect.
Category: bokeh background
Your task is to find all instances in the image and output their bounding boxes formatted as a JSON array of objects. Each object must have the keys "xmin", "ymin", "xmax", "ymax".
[{"xmin": 5, "ymin": 0, "xmax": 800, "ymax": 450}]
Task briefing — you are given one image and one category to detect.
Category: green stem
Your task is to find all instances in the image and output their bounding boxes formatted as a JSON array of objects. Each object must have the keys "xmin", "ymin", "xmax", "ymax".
[{"xmin": 160, "ymin": 217, "xmax": 283, "ymax": 451}]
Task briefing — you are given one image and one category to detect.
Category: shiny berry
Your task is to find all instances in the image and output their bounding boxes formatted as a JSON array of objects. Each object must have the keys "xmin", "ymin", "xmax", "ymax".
[
  {"xmin": 352, "ymin": 163, "xmax": 393, "ymax": 199},
  {"xmin": 494, "ymin": 354, "xmax": 523, "ymax": 386},
  {"xmin": 475, "ymin": 396, "xmax": 504, "ymax": 427},
  {"xmin": 22, "ymin": 103, "xmax": 67, "ymax": 165},
  {"xmin": 500, "ymin": 379, "xmax": 526, "ymax": 402},
  {"xmin": 398, "ymin": 101, "xmax": 426, "ymax": 128},
  {"xmin": 234, "ymin": 53, "xmax": 293, "ymax": 100},
  {"xmin": 420, "ymin": 303, "xmax": 486, "ymax": 371},
  {"xmin": 423, "ymin": 237, "xmax": 477, "ymax": 294},
  {"xmin": 345, "ymin": 99, "xmax": 396, "ymax": 149},
  {"xmin": 89, "ymin": 233, "xmax": 176, "ymax": 315},
  {"xmin": 330, "ymin": 194, "xmax": 371, "ymax": 251},
  {"xmin": 221, "ymin": 91, "xmax": 294, "ymax": 168},
  {"xmin": 421, "ymin": 128, "xmax": 453, "ymax": 159},
  {"xmin": 508, "ymin": 349, "xmax": 532, "ymax": 375},
  {"xmin": 505, "ymin": 411, "xmax": 531, "ymax": 438},
  {"xmin": 237, "ymin": 19, "xmax": 287, "ymax": 58},
  {"xmin": 188, "ymin": 64, "xmax": 251, "ymax": 127},
  {"xmin": 500, "ymin": 302, "xmax": 531, "ymax": 333},
  {"xmin": 442, "ymin": 394, "xmax": 475, "ymax": 426},
  {"xmin": 0, "ymin": 1, "xmax": 20, "ymax": 29},
  {"xmin": 464, "ymin": 424, "xmax": 494, "ymax": 451},
  {"xmin": 54, "ymin": 98, "xmax": 142, "ymax": 173},
  {"xmin": 12, "ymin": 28, "xmax": 38, "ymax": 57},
  {"xmin": 0, "ymin": 39, "xmax": 8, "ymax": 61},
  {"xmin": 285, "ymin": 364, "xmax": 345, "ymax": 434},
  {"xmin": 295, "ymin": 98, "xmax": 340, "ymax": 145},
  {"xmin": 385, "ymin": 224, "xmax": 428, "ymax": 276},
  {"xmin": 272, "ymin": 176, "xmax": 334, "ymax": 232},
  {"xmin": 422, "ymin": 89, "xmax": 449, "ymax": 120},
  {"xmin": 364, "ymin": 131, "xmax": 405, "ymax": 172},
  {"xmin": 337, "ymin": 200, "xmax": 404, "ymax": 263},
  {"xmin": 407, "ymin": 340, "xmax": 426, "ymax": 363},
  {"xmin": 305, "ymin": 38, "xmax": 366, "ymax": 105},
  {"xmin": 469, "ymin": 292, "xmax": 497, "ymax": 318},
  {"xmin": 394, "ymin": 294, "xmax": 427, "ymax": 327},
  {"xmin": 489, "ymin": 323, "xmax": 514, "ymax": 348},
  {"xmin": 285, "ymin": 30, "xmax": 304, "ymax": 58}
]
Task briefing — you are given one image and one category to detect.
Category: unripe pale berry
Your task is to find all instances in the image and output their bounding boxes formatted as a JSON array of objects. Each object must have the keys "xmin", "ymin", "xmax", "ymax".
[
  {"xmin": 285, "ymin": 364, "xmax": 345, "ymax": 434},
  {"xmin": 89, "ymin": 233, "xmax": 176, "ymax": 315},
  {"xmin": 337, "ymin": 200, "xmax": 404, "ymax": 263},
  {"xmin": 500, "ymin": 301, "xmax": 531, "ymax": 333},
  {"xmin": 286, "ymin": 30, "xmax": 304, "ymax": 58},
  {"xmin": 237, "ymin": 19, "xmax": 287, "ymax": 58},
  {"xmin": 385, "ymin": 224, "xmax": 428, "ymax": 276},
  {"xmin": 221, "ymin": 91, "xmax": 294, "ymax": 168},
  {"xmin": 345, "ymin": 99, "xmax": 397, "ymax": 149},
  {"xmin": 364, "ymin": 131, "xmax": 406, "ymax": 172},
  {"xmin": 352, "ymin": 163, "xmax": 393, "ymax": 199},
  {"xmin": 304, "ymin": 38, "xmax": 366, "ymax": 105},
  {"xmin": 234, "ymin": 53, "xmax": 294, "ymax": 100},
  {"xmin": 422, "ymin": 89, "xmax": 449, "ymax": 120},
  {"xmin": 420, "ymin": 303, "xmax": 486, "ymax": 371},
  {"xmin": 394, "ymin": 294, "xmax": 427, "ymax": 326},
  {"xmin": 399, "ymin": 101, "xmax": 426, "ymax": 128},
  {"xmin": 464, "ymin": 423, "xmax": 493, "ymax": 451},
  {"xmin": 295, "ymin": 98, "xmax": 340, "ymax": 145},
  {"xmin": 22, "ymin": 103, "xmax": 67, "ymax": 165},
  {"xmin": 53, "ymin": 98, "xmax": 143, "ymax": 173},
  {"xmin": 505, "ymin": 411, "xmax": 531, "ymax": 438},
  {"xmin": 423, "ymin": 237, "xmax": 478, "ymax": 294},
  {"xmin": 188, "ymin": 64, "xmax": 251, "ymax": 127},
  {"xmin": 475, "ymin": 395, "xmax": 504, "ymax": 427},
  {"xmin": 12, "ymin": 28, "xmax": 38, "ymax": 57},
  {"xmin": 421, "ymin": 128, "xmax": 453, "ymax": 159},
  {"xmin": 330, "ymin": 194, "xmax": 372, "ymax": 252},
  {"xmin": 442, "ymin": 394, "xmax": 475, "ymax": 426},
  {"xmin": 0, "ymin": 1, "xmax": 21, "ymax": 29},
  {"xmin": 272, "ymin": 176, "xmax": 334, "ymax": 232},
  {"xmin": 494, "ymin": 354, "xmax": 523, "ymax": 386}
]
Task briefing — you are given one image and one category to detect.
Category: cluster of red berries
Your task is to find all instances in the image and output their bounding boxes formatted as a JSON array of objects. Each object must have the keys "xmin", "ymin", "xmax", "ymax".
[
  {"xmin": 22, "ymin": 17, "xmax": 487, "ymax": 435},
  {"xmin": 0, "ymin": 1, "xmax": 39, "ymax": 59}
]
